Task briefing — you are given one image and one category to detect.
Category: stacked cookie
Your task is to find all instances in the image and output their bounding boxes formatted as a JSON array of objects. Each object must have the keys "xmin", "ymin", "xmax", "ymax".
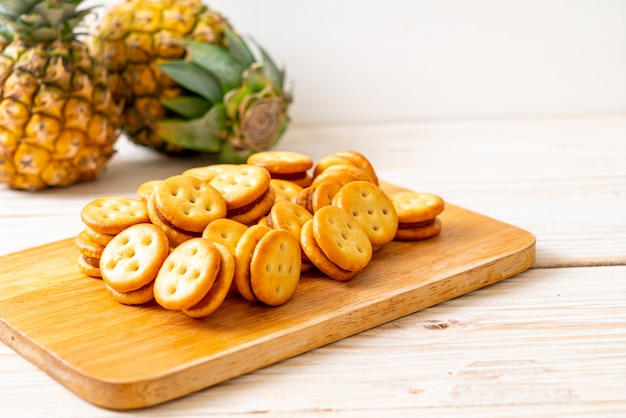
[
  {"xmin": 75, "ymin": 149, "xmax": 445, "ymax": 319},
  {"xmin": 77, "ymin": 196, "xmax": 150, "ymax": 278}
]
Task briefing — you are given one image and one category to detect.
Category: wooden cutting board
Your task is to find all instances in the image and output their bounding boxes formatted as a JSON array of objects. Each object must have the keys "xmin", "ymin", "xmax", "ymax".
[{"xmin": 0, "ymin": 183, "xmax": 535, "ymax": 410}]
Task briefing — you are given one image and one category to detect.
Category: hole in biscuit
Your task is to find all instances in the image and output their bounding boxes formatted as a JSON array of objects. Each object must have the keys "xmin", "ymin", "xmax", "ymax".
[
  {"xmin": 141, "ymin": 236, "xmax": 153, "ymax": 246},
  {"xmin": 191, "ymin": 269, "xmax": 200, "ymax": 280},
  {"xmin": 352, "ymin": 210, "xmax": 359, "ymax": 217},
  {"xmin": 361, "ymin": 191, "xmax": 369, "ymax": 198},
  {"xmin": 373, "ymin": 225, "xmax": 380, "ymax": 232},
  {"xmin": 129, "ymin": 261, "xmax": 139, "ymax": 272},
  {"xmin": 367, "ymin": 209, "xmax": 374, "ymax": 215},
  {"xmin": 265, "ymin": 264, "xmax": 271, "ymax": 273},
  {"xmin": 190, "ymin": 248, "xmax": 198, "ymax": 256},
  {"xmin": 276, "ymin": 285, "xmax": 282, "ymax": 294},
  {"xmin": 382, "ymin": 208, "xmax": 389, "ymax": 215},
  {"xmin": 120, "ymin": 236, "xmax": 130, "ymax": 245},
  {"xmin": 178, "ymin": 266, "xmax": 187, "ymax": 275},
  {"xmin": 278, "ymin": 264, "xmax": 284, "ymax": 273},
  {"xmin": 183, "ymin": 208, "xmax": 191, "ymax": 216},
  {"xmin": 168, "ymin": 285, "xmax": 177, "ymax": 295}
]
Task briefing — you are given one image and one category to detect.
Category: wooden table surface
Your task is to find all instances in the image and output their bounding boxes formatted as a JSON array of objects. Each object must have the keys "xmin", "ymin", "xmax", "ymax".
[{"xmin": 1, "ymin": 115, "xmax": 625, "ymax": 417}]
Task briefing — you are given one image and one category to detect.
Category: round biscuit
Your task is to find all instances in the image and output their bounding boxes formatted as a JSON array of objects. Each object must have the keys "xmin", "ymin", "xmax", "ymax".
[
  {"xmin": 247, "ymin": 150, "xmax": 313, "ymax": 175},
  {"xmin": 390, "ymin": 191, "xmax": 444, "ymax": 223},
  {"xmin": 77, "ymin": 254, "xmax": 101, "ymax": 278},
  {"xmin": 250, "ymin": 229, "xmax": 301, "ymax": 306},
  {"xmin": 80, "ymin": 196, "xmax": 149, "ymax": 235},
  {"xmin": 233, "ymin": 224, "xmax": 271, "ymax": 302},
  {"xmin": 75, "ymin": 230, "xmax": 105, "ymax": 259},
  {"xmin": 270, "ymin": 179, "xmax": 303, "ymax": 204},
  {"xmin": 395, "ymin": 217, "xmax": 442, "ymax": 241},
  {"xmin": 147, "ymin": 191, "xmax": 195, "ymax": 247},
  {"xmin": 295, "ymin": 185, "xmax": 315, "ymax": 213},
  {"xmin": 311, "ymin": 164, "xmax": 374, "ymax": 188},
  {"xmin": 105, "ymin": 280, "xmax": 155, "ymax": 305},
  {"xmin": 155, "ymin": 174, "xmax": 227, "ymax": 233},
  {"xmin": 182, "ymin": 164, "xmax": 239, "ymax": 182},
  {"xmin": 310, "ymin": 179, "xmax": 342, "ymax": 212},
  {"xmin": 209, "ymin": 164, "xmax": 271, "ymax": 210},
  {"xmin": 153, "ymin": 238, "xmax": 221, "ymax": 310},
  {"xmin": 229, "ymin": 184, "xmax": 275, "ymax": 225},
  {"xmin": 312, "ymin": 205, "xmax": 372, "ymax": 272},
  {"xmin": 202, "ymin": 218, "xmax": 249, "ymax": 255},
  {"xmin": 183, "ymin": 242, "xmax": 235, "ymax": 318},
  {"xmin": 334, "ymin": 150, "xmax": 379, "ymax": 185},
  {"xmin": 136, "ymin": 179, "xmax": 163, "ymax": 201},
  {"xmin": 332, "ymin": 181, "xmax": 398, "ymax": 246},
  {"xmin": 300, "ymin": 219, "xmax": 358, "ymax": 282},
  {"xmin": 269, "ymin": 200, "xmax": 312, "ymax": 242},
  {"xmin": 100, "ymin": 223, "xmax": 170, "ymax": 293},
  {"xmin": 83, "ymin": 225, "xmax": 115, "ymax": 247}
]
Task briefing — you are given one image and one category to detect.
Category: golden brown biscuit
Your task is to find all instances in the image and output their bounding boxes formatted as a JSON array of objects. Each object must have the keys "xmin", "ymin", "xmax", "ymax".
[
  {"xmin": 229, "ymin": 184, "xmax": 275, "ymax": 225},
  {"xmin": 83, "ymin": 225, "xmax": 115, "ymax": 247},
  {"xmin": 105, "ymin": 280, "xmax": 155, "ymax": 305},
  {"xmin": 155, "ymin": 174, "xmax": 227, "ymax": 233},
  {"xmin": 183, "ymin": 242, "xmax": 235, "ymax": 318},
  {"xmin": 247, "ymin": 150, "xmax": 313, "ymax": 176},
  {"xmin": 75, "ymin": 230, "xmax": 105, "ymax": 259},
  {"xmin": 182, "ymin": 164, "xmax": 238, "ymax": 182},
  {"xmin": 147, "ymin": 191, "xmax": 195, "ymax": 247},
  {"xmin": 202, "ymin": 218, "xmax": 249, "ymax": 255},
  {"xmin": 312, "ymin": 205, "xmax": 372, "ymax": 272},
  {"xmin": 209, "ymin": 164, "xmax": 271, "ymax": 211},
  {"xmin": 311, "ymin": 164, "xmax": 374, "ymax": 188},
  {"xmin": 268, "ymin": 200, "xmax": 313, "ymax": 264},
  {"xmin": 77, "ymin": 254, "xmax": 101, "ymax": 278},
  {"xmin": 390, "ymin": 191, "xmax": 444, "ymax": 224},
  {"xmin": 250, "ymin": 229, "xmax": 301, "ymax": 306},
  {"xmin": 233, "ymin": 224, "xmax": 271, "ymax": 302},
  {"xmin": 80, "ymin": 196, "xmax": 149, "ymax": 235},
  {"xmin": 334, "ymin": 150, "xmax": 379, "ymax": 185},
  {"xmin": 136, "ymin": 179, "xmax": 163, "ymax": 202},
  {"xmin": 270, "ymin": 179, "xmax": 303, "ymax": 204},
  {"xmin": 299, "ymin": 219, "xmax": 358, "ymax": 282},
  {"xmin": 332, "ymin": 180, "xmax": 398, "ymax": 246},
  {"xmin": 313, "ymin": 151, "xmax": 378, "ymax": 186},
  {"xmin": 153, "ymin": 238, "xmax": 221, "ymax": 310},
  {"xmin": 395, "ymin": 217, "xmax": 442, "ymax": 241},
  {"xmin": 100, "ymin": 223, "xmax": 170, "ymax": 293},
  {"xmin": 310, "ymin": 179, "xmax": 342, "ymax": 213}
]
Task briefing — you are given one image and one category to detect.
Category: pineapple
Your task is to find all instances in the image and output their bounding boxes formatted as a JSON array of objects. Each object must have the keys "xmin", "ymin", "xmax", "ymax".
[
  {"xmin": 91, "ymin": 0, "xmax": 230, "ymax": 154},
  {"xmin": 92, "ymin": 0, "xmax": 292, "ymax": 161},
  {"xmin": 0, "ymin": 0, "xmax": 121, "ymax": 191}
]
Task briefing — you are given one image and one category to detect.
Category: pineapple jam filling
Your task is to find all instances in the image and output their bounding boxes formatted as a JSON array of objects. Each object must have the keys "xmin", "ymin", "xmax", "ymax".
[
  {"xmin": 398, "ymin": 219, "xmax": 436, "ymax": 229},
  {"xmin": 154, "ymin": 206, "xmax": 203, "ymax": 238},
  {"xmin": 225, "ymin": 187, "xmax": 270, "ymax": 218},
  {"xmin": 82, "ymin": 255, "xmax": 100, "ymax": 268},
  {"xmin": 270, "ymin": 171, "xmax": 308, "ymax": 181}
]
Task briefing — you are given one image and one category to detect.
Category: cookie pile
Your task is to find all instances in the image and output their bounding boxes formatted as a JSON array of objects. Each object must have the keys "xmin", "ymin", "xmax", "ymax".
[{"xmin": 75, "ymin": 150, "xmax": 445, "ymax": 318}]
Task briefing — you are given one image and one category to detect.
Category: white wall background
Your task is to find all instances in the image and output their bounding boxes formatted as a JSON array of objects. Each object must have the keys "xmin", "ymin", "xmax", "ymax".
[{"xmin": 94, "ymin": 0, "xmax": 626, "ymax": 127}]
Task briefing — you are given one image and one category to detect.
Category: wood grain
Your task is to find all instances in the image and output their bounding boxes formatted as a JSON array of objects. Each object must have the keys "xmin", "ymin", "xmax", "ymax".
[{"xmin": 0, "ymin": 185, "xmax": 534, "ymax": 410}]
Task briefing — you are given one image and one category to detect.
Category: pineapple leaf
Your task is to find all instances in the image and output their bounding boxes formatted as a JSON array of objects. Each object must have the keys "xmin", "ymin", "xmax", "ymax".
[
  {"xmin": 187, "ymin": 40, "xmax": 246, "ymax": 92},
  {"xmin": 159, "ymin": 61, "xmax": 222, "ymax": 104},
  {"xmin": 223, "ymin": 26, "xmax": 255, "ymax": 68},
  {"xmin": 162, "ymin": 96, "xmax": 212, "ymax": 119},
  {"xmin": 249, "ymin": 38, "xmax": 285, "ymax": 88},
  {"xmin": 156, "ymin": 118, "xmax": 222, "ymax": 153},
  {"xmin": 203, "ymin": 103, "xmax": 227, "ymax": 132},
  {"xmin": 217, "ymin": 145, "xmax": 254, "ymax": 164}
]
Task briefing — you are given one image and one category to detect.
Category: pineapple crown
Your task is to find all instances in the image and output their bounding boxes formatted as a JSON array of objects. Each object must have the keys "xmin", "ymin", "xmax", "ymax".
[{"xmin": 0, "ymin": 0, "xmax": 91, "ymax": 43}]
